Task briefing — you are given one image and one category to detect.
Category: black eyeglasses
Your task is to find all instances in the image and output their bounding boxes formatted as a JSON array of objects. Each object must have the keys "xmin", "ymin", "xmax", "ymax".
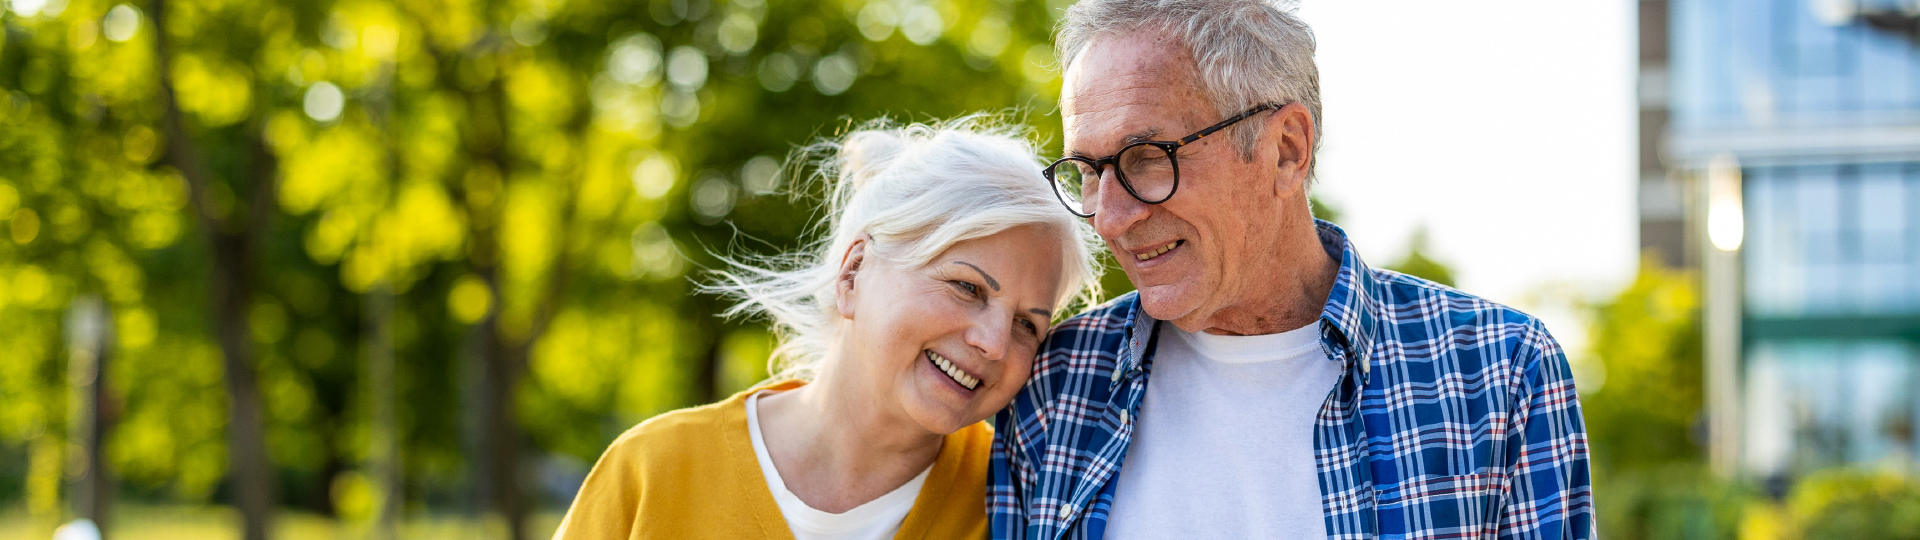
[{"xmin": 1043, "ymin": 103, "xmax": 1279, "ymax": 218}]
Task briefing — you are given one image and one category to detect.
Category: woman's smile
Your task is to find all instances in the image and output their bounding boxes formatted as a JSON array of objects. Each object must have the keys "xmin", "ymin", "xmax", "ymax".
[{"xmin": 926, "ymin": 349, "xmax": 980, "ymax": 390}]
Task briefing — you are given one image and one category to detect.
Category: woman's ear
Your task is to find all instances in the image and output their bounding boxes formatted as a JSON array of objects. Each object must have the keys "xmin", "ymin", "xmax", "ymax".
[{"xmin": 834, "ymin": 235, "xmax": 870, "ymax": 320}]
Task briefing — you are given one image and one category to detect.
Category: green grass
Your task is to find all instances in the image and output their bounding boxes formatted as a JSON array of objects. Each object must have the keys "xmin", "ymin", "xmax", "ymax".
[{"xmin": 0, "ymin": 505, "xmax": 563, "ymax": 540}]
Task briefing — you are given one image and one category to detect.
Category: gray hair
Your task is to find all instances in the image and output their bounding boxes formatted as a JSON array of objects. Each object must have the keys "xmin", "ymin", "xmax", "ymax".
[
  {"xmin": 1057, "ymin": 0, "xmax": 1322, "ymax": 181},
  {"xmin": 710, "ymin": 117, "xmax": 1104, "ymax": 381}
]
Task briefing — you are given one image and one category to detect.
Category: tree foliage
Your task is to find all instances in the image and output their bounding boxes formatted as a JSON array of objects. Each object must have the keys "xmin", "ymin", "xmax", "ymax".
[
  {"xmin": 0, "ymin": 0, "xmax": 1072, "ymax": 535},
  {"xmin": 1582, "ymin": 256, "xmax": 1719, "ymax": 539},
  {"xmin": 1584, "ymin": 255, "xmax": 1704, "ymax": 471},
  {"xmin": 1381, "ymin": 224, "xmax": 1454, "ymax": 287}
]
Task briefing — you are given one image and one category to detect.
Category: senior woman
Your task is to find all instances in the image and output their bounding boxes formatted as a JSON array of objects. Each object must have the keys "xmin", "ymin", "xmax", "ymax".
[{"xmin": 553, "ymin": 119, "xmax": 1102, "ymax": 539}]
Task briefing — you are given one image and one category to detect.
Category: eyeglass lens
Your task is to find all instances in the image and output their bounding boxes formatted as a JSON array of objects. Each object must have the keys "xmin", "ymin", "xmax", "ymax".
[{"xmin": 1049, "ymin": 144, "xmax": 1178, "ymax": 215}]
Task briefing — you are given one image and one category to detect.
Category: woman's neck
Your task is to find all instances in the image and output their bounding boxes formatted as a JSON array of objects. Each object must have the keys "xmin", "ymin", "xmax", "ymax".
[{"xmin": 755, "ymin": 366, "xmax": 945, "ymax": 513}]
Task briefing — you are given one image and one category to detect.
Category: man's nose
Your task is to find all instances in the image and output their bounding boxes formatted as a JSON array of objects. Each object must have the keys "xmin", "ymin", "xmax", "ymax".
[{"xmin": 1091, "ymin": 168, "xmax": 1149, "ymax": 240}]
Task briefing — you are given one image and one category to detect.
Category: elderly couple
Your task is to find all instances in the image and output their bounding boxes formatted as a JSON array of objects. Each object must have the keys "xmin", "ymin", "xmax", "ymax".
[{"xmin": 556, "ymin": 0, "xmax": 1593, "ymax": 538}]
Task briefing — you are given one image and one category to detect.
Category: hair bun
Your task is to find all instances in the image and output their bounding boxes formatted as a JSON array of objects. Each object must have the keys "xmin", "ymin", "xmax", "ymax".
[{"xmin": 836, "ymin": 129, "xmax": 910, "ymax": 192}]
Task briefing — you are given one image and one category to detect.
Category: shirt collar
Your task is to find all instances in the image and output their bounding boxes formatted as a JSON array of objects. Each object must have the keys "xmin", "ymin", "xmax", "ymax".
[{"xmin": 1313, "ymin": 219, "xmax": 1382, "ymax": 377}]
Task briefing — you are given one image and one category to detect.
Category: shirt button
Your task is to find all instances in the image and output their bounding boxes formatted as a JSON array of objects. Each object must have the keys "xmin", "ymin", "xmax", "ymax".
[
  {"xmin": 1059, "ymin": 503, "xmax": 1075, "ymax": 519},
  {"xmin": 1110, "ymin": 367, "xmax": 1123, "ymax": 382},
  {"xmin": 1119, "ymin": 410, "xmax": 1129, "ymax": 425}
]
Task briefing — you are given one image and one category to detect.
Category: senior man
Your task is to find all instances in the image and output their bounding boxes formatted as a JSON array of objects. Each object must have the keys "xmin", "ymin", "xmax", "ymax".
[{"xmin": 989, "ymin": 1, "xmax": 1593, "ymax": 538}]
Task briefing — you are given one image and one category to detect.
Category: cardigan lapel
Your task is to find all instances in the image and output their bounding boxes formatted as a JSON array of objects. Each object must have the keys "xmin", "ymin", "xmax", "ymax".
[{"xmin": 722, "ymin": 380, "xmax": 807, "ymax": 540}]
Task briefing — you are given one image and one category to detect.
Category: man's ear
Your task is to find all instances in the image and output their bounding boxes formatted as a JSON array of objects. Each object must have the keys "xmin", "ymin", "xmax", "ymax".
[
  {"xmin": 1268, "ymin": 102, "xmax": 1314, "ymax": 196},
  {"xmin": 834, "ymin": 235, "xmax": 870, "ymax": 320}
]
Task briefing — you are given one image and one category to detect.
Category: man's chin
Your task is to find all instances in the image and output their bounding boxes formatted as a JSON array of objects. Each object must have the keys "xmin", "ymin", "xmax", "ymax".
[{"xmin": 1134, "ymin": 283, "xmax": 1199, "ymax": 323}]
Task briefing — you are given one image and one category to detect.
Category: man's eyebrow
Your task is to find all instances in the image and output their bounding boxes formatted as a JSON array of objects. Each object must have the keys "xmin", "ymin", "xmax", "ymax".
[
  {"xmin": 951, "ymin": 261, "xmax": 1000, "ymax": 291},
  {"xmin": 1028, "ymin": 308, "xmax": 1053, "ymax": 318},
  {"xmin": 1120, "ymin": 127, "xmax": 1162, "ymax": 145},
  {"xmin": 1067, "ymin": 127, "xmax": 1163, "ymax": 158}
]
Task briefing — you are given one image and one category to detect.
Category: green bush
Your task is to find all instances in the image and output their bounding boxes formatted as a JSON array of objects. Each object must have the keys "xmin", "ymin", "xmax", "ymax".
[{"xmin": 1788, "ymin": 469, "xmax": 1920, "ymax": 539}]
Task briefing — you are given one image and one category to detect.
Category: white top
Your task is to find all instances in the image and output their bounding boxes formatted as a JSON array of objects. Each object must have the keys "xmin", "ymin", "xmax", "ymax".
[
  {"xmin": 1104, "ymin": 321, "xmax": 1343, "ymax": 539},
  {"xmin": 747, "ymin": 391, "xmax": 931, "ymax": 540}
]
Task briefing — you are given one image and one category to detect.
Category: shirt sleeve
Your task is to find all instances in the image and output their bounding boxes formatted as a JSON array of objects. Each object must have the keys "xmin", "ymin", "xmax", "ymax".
[{"xmin": 1497, "ymin": 323, "xmax": 1596, "ymax": 540}]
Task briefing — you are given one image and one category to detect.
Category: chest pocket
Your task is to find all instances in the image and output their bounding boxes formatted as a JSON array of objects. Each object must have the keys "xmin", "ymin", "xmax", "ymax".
[{"xmin": 1372, "ymin": 472, "xmax": 1511, "ymax": 536}]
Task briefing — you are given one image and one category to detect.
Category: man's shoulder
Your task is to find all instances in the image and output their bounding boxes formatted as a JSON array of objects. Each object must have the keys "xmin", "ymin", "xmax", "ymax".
[
  {"xmin": 1006, "ymin": 293, "xmax": 1140, "ymax": 412},
  {"xmin": 1046, "ymin": 292, "xmax": 1139, "ymax": 348},
  {"xmin": 1370, "ymin": 268, "xmax": 1543, "ymax": 324},
  {"xmin": 1038, "ymin": 293, "xmax": 1139, "ymax": 365},
  {"xmin": 1363, "ymin": 268, "xmax": 1562, "ymax": 384}
]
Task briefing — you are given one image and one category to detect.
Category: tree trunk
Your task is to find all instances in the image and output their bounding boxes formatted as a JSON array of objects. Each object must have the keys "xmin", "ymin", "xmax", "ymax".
[
  {"xmin": 67, "ymin": 296, "xmax": 114, "ymax": 538},
  {"xmin": 367, "ymin": 285, "xmax": 400, "ymax": 540},
  {"xmin": 150, "ymin": 1, "xmax": 277, "ymax": 537},
  {"xmin": 366, "ymin": 61, "xmax": 404, "ymax": 540},
  {"xmin": 487, "ymin": 328, "xmax": 529, "ymax": 540},
  {"xmin": 461, "ymin": 281, "xmax": 530, "ymax": 540},
  {"xmin": 429, "ymin": 30, "xmax": 587, "ymax": 539},
  {"xmin": 696, "ymin": 326, "xmax": 722, "ymax": 405},
  {"xmin": 461, "ymin": 310, "xmax": 493, "ymax": 521},
  {"xmin": 212, "ymin": 264, "xmax": 274, "ymax": 540},
  {"xmin": 456, "ymin": 72, "xmax": 531, "ymax": 539}
]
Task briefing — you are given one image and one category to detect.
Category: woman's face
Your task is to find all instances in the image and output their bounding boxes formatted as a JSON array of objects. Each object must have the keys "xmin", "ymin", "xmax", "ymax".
[{"xmin": 836, "ymin": 225, "xmax": 1068, "ymax": 435}]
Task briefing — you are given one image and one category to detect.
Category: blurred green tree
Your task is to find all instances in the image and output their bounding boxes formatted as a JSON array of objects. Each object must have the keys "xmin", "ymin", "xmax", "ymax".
[
  {"xmin": 1, "ymin": 0, "xmax": 1075, "ymax": 538},
  {"xmin": 1382, "ymin": 224, "xmax": 1455, "ymax": 287},
  {"xmin": 1583, "ymin": 256, "xmax": 1703, "ymax": 470},
  {"xmin": 1581, "ymin": 255, "xmax": 1721, "ymax": 539},
  {"xmin": 1787, "ymin": 469, "xmax": 1920, "ymax": 539}
]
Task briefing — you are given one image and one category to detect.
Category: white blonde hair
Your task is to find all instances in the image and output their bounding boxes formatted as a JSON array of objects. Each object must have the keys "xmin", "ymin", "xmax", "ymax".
[
  {"xmin": 1057, "ymin": 0, "xmax": 1322, "ymax": 181},
  {"xmin": 710, "ymin": 117, "xmax": 1103, "ymax": 381}
]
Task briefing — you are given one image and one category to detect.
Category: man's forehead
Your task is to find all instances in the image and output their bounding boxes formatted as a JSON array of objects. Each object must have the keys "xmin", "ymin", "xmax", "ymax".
[
  {"xmin": 1060, "ymin": 100, "xmax": 1166, "ymax": 156},
  {"xmin": 1060, "ymin": 33, "xmax": 1204, "ymax": 152},
  {"xmin": 1062, "ymin": 34, "xmax": 1194, "ymax": 107}
]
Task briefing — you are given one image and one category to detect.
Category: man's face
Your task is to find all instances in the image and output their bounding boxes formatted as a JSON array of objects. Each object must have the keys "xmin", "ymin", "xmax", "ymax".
[{"xmin": 1060, "ymin": 31, "xmax": 1294, "ymax": 328}]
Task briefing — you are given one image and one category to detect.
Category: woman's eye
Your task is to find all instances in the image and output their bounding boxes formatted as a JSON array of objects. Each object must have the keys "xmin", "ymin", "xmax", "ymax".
[
  {"xmin": 1019, "ymin": 319, "xmax": 1039, "ymax": 335},
  {"xmin": 952, "ymin": 280, "xmax": 980, "ymax": 297}
]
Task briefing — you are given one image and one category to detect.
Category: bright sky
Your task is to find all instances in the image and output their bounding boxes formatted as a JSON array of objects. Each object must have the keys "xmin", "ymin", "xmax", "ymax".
[{"xmin": 1296, "ymin": 0, "xmax": 1639, "ymax": 350}]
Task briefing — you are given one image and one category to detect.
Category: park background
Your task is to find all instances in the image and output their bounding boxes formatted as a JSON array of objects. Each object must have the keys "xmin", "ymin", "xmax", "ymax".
[{"xmin": 3, "ymin": 0, "xmax": 1917, "ymax": 538}]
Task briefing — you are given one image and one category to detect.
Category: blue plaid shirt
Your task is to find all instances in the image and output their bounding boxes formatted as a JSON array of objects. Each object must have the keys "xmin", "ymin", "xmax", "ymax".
[{"xmin": 990, "ymin": 220, "xmax": 1593, "ymax": 539}]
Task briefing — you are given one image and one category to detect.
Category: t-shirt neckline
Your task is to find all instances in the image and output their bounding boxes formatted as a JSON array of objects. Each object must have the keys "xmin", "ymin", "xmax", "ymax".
[
  {"xmin": 746, "ymin": 390, "xmax": 932, "ymax": 535},
  {"xmin": 1170, "ymin": 320, "xmax": 1325, "ymax": 365}
]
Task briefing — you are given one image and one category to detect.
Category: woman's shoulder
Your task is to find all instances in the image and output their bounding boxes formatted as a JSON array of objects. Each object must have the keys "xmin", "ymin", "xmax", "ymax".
[
  {"xmin": 612, "ymin": 401, "xmax": 731, "ymax": 456},
  {"xmin": 602, "ymin": 379, "xmax": 805, "ymax": 469},
  {"xmin": 557, "ymin": 383, "xmax": 799, "ymax": 540},
  {"xmin": 601, "ymin": 397, "xmax": 744, "ymax": 470}
]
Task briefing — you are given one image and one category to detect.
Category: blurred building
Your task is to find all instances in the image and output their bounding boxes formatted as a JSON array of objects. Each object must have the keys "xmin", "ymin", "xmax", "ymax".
[{"xmin": 1647, "ymin": 0, "xmax": 1920, "ymax": 479}]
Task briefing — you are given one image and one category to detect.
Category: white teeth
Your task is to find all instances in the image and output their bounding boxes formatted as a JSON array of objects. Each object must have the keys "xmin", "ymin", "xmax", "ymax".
[
  {"xmin": 928, "ymin": 351, "xmax": 979, "ymax": 390},
  {"xmin": 1134, "ymin": 241, "xmax": 1180, "ymax": 261}
]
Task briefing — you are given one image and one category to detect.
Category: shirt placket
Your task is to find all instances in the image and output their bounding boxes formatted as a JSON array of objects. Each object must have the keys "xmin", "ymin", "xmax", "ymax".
[
  {"xmin": 1052, "ymin": 316, "xmax": 1156, "ymax": 540},
  {"xmin": 1316, "ymin": 324, "xmax": 1379, "ymax": 539}
]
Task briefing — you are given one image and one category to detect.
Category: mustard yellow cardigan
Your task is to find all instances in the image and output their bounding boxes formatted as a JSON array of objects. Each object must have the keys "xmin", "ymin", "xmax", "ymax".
[{"xmin": 552, "ymin": 380, "xmax": 991, "ymax": 539}]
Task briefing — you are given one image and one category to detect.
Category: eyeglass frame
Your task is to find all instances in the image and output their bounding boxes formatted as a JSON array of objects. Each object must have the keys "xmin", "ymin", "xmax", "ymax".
[{"xmin": 1042, "ymin": 102, "xmax": 1281, "ymax": 218}]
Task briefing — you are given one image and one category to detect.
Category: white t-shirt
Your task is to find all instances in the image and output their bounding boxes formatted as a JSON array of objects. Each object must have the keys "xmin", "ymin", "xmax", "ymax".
[
  {"xmin": 747, "ymin": 391, "xmax": 931, "ymax": 540},
  {"xmin": 1104, "ymin": 321, "xmax": 1343, "ymax": 539}
]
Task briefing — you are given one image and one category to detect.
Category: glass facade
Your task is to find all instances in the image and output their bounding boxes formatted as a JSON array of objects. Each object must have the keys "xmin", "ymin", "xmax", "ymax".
[
  {"xmin": 1744, "ymin": 340, "xmax": 1916, "ymax": 473},
  {"xmin": 1675, "ymin": 0, "xmax": 1920, "ymax": 132},
  {"xmin": 1673, "ymin": 0, "xmax": 1920, "ymax": 477},
  {"xmin": 1743, "ymin": 163, "xmax": 1920, "ymax": 317}
]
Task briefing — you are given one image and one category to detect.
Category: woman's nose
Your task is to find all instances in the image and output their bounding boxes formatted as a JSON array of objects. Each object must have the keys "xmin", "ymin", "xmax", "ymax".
[{"xmin": 964, "ymin": 311, "xmax": 1011, "ymax": 362}]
